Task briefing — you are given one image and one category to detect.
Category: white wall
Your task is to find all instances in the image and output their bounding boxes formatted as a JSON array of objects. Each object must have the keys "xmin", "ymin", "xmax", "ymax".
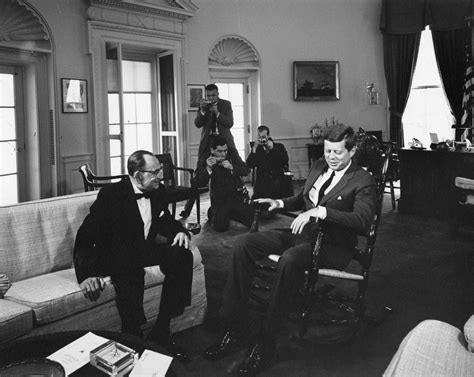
[
  {"xmin": 22, "ymin": 0, "xmax": 388, "ymax": 192},
  {"xmin": 186, "ymin": 0, "xmax": 388, "ymax": 173}
]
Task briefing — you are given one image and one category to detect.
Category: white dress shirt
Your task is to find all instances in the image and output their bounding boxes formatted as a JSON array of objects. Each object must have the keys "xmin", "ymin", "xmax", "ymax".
[
  {"xmin": 277, "ymin": 160, "xmax": 352, "ymax": 220},
  {"xmin": 130, "ymin": 178, "xmax": 152, "ymax": 239}
]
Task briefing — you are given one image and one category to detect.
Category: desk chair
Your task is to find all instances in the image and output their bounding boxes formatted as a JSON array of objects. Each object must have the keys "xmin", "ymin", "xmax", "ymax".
[
  {"xmin": 452, "ymin": 176, "xmax": 474, "ymax": 238},
  {"xmin": 249, "ymin": 144, "xmax": 391, "ymax": 340},
  {"xmin": 155, "ymin": 153, "xmax": 202, "ymax": 224},
  {"xmin": 382, "ymin": 141, "xmax": 400, "ymax": 210},
  {"xmin": 78, "ymin": 164, "xmax": 126, "ymax": 192}
]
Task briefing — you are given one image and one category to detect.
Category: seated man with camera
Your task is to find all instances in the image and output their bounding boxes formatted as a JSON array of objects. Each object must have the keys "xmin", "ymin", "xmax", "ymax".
[
  {"xmin": 193, "ymin": 135, "xmax": 254, "ymax": 232},
  {"xmin": 246, "ymin": 125, "xmax": 291, "ymax": 200}
]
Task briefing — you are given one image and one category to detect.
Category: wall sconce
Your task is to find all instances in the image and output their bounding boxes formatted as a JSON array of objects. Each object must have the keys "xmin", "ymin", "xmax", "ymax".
[{"xmin": 366, "ymin": 82, "xmax": 379, "ymax": 105}]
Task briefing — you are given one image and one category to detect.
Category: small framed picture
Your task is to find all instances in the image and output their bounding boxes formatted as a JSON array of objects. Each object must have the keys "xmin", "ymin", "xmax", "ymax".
[
  {"xmin": 187, "ymin": 84, "xmax": 205, "ymax": 111},
  {"xmin": 61, "ymin": 78, "xmax": 88, "ymax": 113},
  {"xmin": 294, "ymin": 61, "xmax": 340, "ymax": 101}
]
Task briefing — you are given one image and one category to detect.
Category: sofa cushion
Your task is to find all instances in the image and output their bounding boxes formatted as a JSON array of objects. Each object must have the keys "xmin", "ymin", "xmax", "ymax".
[
  {"xmin": 0, "ymin": 192, "xmax": 98, "ymax": 282},
  {"xmin": 0, "ymin": 299, "xmax": 33, "ymax": 343},
  {"xmin": 4, "ymin": 269, "xmax": 117, "ymax": 325},
  {"xmin": 4, "ymin": 246, "xmax": 201, "ymax": 325}
]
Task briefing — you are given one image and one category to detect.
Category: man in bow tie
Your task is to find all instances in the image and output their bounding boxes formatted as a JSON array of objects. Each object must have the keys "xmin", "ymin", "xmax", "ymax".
[
  {"xmin": 203, "ymin": 125, "xmax": 377, "ymax": 376},
  {"xmin": 74, "ymin": 150, "xmax": 193, "ymax": 360}
]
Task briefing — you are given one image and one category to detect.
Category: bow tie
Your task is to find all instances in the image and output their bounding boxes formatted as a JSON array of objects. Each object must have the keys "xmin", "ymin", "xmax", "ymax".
[{"xmin": 135, "ymin": 192, "xmax": 152, "ymax": 200}]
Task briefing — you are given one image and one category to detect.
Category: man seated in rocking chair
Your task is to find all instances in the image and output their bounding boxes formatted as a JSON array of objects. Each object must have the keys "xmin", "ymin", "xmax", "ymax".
[{"xmin": 202, "ymin": 124, "xmax": 377, "ymax": 376}]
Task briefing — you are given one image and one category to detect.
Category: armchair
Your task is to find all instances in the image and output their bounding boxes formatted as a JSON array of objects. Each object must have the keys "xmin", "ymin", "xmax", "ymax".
[
  {"xmin": 155, "ymin": 153, "xmax": 203, "ymax": 225},
  {"xmin": 78, "ymin": 164, "xmax": 126, "ymax": 192},
  {"xmin": 451, "ymin": 176, "xmax": 474, "ymax": 238}
]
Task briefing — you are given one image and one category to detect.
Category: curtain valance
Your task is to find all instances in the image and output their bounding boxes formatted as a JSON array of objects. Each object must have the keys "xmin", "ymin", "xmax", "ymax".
[{"xmin": 380, "ymin": 0, "xmax": 471, "ymax": 34}]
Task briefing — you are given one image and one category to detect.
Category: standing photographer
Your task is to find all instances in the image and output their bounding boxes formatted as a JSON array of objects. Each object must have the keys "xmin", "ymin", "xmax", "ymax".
[
  {"xmin": 192, "ymin": 135, "xmax": 254, "ymax": 232},
  {"xmin": 181, "ymin": 84, "xmax": 237, "ymax": 218},
  {"xmin": 246, "ymin": 125, "xmax": 291, "ymax": 199},
  {"xmin": 195, "ymin": 84, "xmax": 236, "ymax": 163}
]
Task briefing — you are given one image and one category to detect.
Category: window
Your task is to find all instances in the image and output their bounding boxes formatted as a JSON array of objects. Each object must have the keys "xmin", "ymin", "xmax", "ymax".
[
  {"xmin": 402, "ymin": 28, "xmax": 455, "ymax": 147},
  {"xmin": 107, "ymin": 45, "xmax": 156, "ymax": 175}
]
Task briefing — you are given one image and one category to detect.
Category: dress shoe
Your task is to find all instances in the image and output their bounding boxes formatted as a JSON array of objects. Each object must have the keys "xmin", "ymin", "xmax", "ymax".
[
  {"xmin": 237, "ymin": 340, "xmax": 276, "ymax": 376},
  {"xmin": 149, "ymin": 335, "xmax": 190, "ymax": 362},
  {"xmin": 180, "ymin": 209, "xmax": 191, "ymax": 218},
  {"xmin": 203, "ymin": 330, "xmax": 240, "ymax": 360}
]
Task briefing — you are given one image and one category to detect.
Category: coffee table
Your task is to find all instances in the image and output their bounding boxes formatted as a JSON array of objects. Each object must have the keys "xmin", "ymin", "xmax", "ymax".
[{"xmin": 0, "ymin": 330, "xmax": 185, "ymax": 376}]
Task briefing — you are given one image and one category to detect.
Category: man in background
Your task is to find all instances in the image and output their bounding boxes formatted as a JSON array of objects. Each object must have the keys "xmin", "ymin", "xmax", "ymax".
[
  {"xmin": 193, "ymin": 135, "xmax": 254, "ymax": 232},
  {"xmin": 246, "ymin": 125, "xmax": 291, "ymax": 200}
]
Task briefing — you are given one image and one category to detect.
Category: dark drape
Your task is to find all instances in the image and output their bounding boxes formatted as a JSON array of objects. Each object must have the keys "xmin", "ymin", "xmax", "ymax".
[
  {"xmin": 380, "ymin": 0, "xmax": 471, "ymax": 146},
  {"xmin": 432, "ymin": 28, "xmax": 470, "ymax": 138},
  {"xmin": 383, "ymin": 33, "xmax": 421, "ymax": 147}
]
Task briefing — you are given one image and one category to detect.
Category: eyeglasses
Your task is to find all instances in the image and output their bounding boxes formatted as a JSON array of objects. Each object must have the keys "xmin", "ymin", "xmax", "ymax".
[{"xmin": 139, "ymin": 167, "xmax": 163, "ymax": 177}]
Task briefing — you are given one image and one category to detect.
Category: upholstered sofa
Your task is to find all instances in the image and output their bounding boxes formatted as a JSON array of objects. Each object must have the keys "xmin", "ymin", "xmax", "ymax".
[
  {"xmin": 0, "ymin": 191, "xmax": 207, "ymax": 344},
  {"xmin": 383, "ymin": 316, "xmax": 474, "ymax": 376}
]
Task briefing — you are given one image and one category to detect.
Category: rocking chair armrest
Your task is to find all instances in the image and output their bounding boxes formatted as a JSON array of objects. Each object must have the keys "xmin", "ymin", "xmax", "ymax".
[{"xmin": 173, "ymin": 166, "xmax": 194, "ymax": 177}]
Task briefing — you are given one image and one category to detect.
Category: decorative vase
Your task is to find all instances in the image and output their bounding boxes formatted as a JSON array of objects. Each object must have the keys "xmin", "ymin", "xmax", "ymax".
[{"xmin": 0, "ymin": 274, "xmax": 11, "ymax": 298}]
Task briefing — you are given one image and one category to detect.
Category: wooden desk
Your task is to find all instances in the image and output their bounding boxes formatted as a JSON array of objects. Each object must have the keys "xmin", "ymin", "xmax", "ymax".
[{"xmin": 398, "ymin": 148, "xmax": 474, "ymax": 218}]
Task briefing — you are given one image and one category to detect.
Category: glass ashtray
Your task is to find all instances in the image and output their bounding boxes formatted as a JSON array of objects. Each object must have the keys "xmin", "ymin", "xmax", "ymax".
[{"xmin": 90, "ymin": 340, "xmax": 138, "ymax": 376}]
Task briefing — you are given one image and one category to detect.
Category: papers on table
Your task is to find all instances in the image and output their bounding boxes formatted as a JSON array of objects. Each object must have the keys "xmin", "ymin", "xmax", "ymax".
[
  {"xmin": 47, "ymin": 332, "xmax": 109, "ymax": 376},
  {"xmin": 46, "ymin": 332, "xmax": 172, "ymax": 377},
  {"xmin": 129, "ymin": 349, "xmax": 173, "ymax": 377}
]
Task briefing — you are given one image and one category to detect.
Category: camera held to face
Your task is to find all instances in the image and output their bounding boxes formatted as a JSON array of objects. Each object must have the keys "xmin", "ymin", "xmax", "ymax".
[{"xmin": 201, "ymin": 98, "xmax": 217, "ymax": 112}]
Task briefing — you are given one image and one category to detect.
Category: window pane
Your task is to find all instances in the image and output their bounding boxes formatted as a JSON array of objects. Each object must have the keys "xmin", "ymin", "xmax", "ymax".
[
  {"xmin": 123, "ymin": 94, "xmax": 137, "ymax": 124},
  {"xmin": 162, "ymin": 136, "xmax": 177, "ymax": 161},
  {"xmin": 108, "ymin": 93, "xmax": 120, "ymax": 124},
  {"xmin": 110, "ymin": 139, "xmax": 121, "ymax": 157},
  {"xmin": 137, "ymin": 123, "xmax": 152, "ymax": 151},
  {"xmin": 109, "ymin": 124, "xmax": 120, "ymax": 135},
  {"xmin": 122, "ymin": 61, "xmax": 151, "ymax": 92},
  {"xmin": 136, "ymin": 94, "xmax": 151, "ymax": 123},
  {"xmin": 0, "ymin": 108, "xmax": 16, "ymax": 140},
  {"xmin": 110, "ymin": 156, "xmax": 122, "ymax": 176},
  {"xmin": 233, "ymin": 105, "xmax": 244, "ymax": 128},
  {"xmin": 0, "ymin": 141, "xmax": 17, "ymax": 175},
  {"xmin": 124, "ymin": 123, "xmax": 137, "ymax": 155},
  {"xmin": 0, "ymin": 74, "xmax": 14, "ymax": 107},
  {"xmin": 0, "ymin": 174, "xmax": 18, "ymax": 205},
  {"xmin": 403, "ymin": 28, "xmax": 455, "ymax": 146},
  {"xmin": 228, "ymin": 83, "xmax": 243, "ymax": 106}
]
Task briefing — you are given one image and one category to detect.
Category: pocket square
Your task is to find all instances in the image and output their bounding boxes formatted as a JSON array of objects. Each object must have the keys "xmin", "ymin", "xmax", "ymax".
[
  {"xmin": 337, "ymin": 196, "xmax": 343, "ymax": 200},
  {"xmin": 158, "ymin": 210, "xmax": 164, "ymax": 217}
]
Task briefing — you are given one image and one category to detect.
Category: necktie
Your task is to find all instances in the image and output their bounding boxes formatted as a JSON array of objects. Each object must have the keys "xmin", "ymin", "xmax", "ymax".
[
  {"xmin": 317, "ymin": 170, "xmax": 335, "ymax": 205},
  {"xmin": 135, "ymin": 192, "xmax": 152, "ymax": 200},
  {"xmin": 211, "ymin": 112, "xmax": 217, "ymax": 135}
]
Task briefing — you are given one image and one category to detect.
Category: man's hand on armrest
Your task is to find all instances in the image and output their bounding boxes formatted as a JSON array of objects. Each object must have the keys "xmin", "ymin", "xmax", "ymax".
[
  {"xmin": 253, "ymin": 198, "xmax": 281, "ymax": 211},
  {"xmin": 79, "ymin": 277, "xmax": 107, "ymax": 302}
]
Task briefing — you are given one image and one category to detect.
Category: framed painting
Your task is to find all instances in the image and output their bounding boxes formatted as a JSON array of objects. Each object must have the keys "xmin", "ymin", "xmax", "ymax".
[
  {"xmin": 187, "ymin": 84, "xmax": 205, "ymax": 111},
  {"xmin": 293, "ymin": 61, "xmax": 340, "ymax": 101},
  {"xmin": 61, "ymin": 78, "xmax": 88, "ymax": 113}
]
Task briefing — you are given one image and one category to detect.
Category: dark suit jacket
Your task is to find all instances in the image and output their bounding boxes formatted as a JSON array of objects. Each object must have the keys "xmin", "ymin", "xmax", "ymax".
[
  {"xmin": 193, "ymin": 148, "xmax": 250, "ymax": 207},
  {"xmin": 195, "ymin": 98, "xmax": 236, "ymax": 160},
  {"xmin": 282, "ymin": 159, "xmax": 376, "ymax": 252},
  {"xmin": 246, "ymin": 139, "xmax": 290, "ymax": 199},
  {"xmin": 73, "ymin": 177, "xmax": 189, "ymax": 284}
]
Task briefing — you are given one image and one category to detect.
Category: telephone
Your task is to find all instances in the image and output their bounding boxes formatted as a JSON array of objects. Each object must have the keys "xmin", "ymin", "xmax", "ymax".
[{"xmin": 408, "ymin": 138, "xmax": 424, "ymax": 149}]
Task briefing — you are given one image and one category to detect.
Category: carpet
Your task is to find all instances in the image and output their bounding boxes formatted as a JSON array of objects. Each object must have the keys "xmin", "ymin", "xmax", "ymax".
[{"xmin": 173, "ymin": 187, "xmax": 474, "ymax": 376}]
